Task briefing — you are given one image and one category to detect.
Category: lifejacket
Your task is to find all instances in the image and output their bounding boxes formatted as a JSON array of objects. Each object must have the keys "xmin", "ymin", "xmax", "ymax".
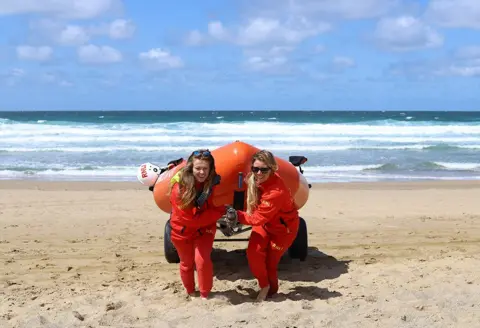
[{"xmin": 168, "ymin": 170, "xmax": 223, "ymax": 241}]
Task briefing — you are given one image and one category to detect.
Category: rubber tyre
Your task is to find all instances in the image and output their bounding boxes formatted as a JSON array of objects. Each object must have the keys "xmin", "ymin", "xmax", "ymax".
[
  {"xmin": 288, "ymin": 217, "xmax": 308, "ymax": 261},
  {"xmin": 164, "ymin": 218, "xmax": 180, "ymax": 263}
]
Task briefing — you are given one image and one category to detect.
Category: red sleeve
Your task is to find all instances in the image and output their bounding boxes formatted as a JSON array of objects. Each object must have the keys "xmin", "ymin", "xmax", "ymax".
[
  {"xmin": 170, "ymin": 183, "xmax": 225, "ymax": 228},
  {"xmin": 237, "ymin": 188, "xmax": 283, "ymax": 226}
]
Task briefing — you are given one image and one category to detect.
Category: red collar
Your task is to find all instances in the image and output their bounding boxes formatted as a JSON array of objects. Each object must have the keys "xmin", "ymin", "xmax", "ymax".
[{"xmin": 257, "ymin": 172, "xmax": 278, "ymax": 190}]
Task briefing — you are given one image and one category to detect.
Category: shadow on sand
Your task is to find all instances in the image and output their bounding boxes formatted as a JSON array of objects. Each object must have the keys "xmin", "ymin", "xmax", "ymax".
[
  {"xmin": 209, "ymin": 246, "xmax": 350, "ymax": 304},
  {"xmin": 209, "ymin": 285, "xmax": 342, "ymax": 305},
  {"xmin": 212, "ymin": 246, "xmax": 351, "ymax": 283}
]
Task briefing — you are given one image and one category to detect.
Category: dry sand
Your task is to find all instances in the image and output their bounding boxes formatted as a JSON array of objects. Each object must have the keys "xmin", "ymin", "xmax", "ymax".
[{"xmin": 1, "ymin": 180, "xmax": 480, "ymax": 328}]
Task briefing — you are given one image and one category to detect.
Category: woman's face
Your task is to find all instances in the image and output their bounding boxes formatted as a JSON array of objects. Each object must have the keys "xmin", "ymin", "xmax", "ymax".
[
  {"xmin": 252, "ymin": 159, "xmax": 271, "ymax": 184},
  {"xmin": 192, "ymin": 159, "xmax": 210, "ymax": 183}
]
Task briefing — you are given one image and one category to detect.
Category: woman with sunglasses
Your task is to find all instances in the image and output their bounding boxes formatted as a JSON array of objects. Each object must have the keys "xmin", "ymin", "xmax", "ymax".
[
  {"xmin": 235, "ymin": 150, "xmax": 300, "ymax": 302},
  {"xmin": 168, "ymin": 149, "xmax": 226, "ymax": 300}
]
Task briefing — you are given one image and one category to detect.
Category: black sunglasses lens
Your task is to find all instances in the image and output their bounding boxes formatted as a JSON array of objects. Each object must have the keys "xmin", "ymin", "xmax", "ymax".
[{"xmin": 252, "ymin": 166, "xmax": 269, "ymax": 173}]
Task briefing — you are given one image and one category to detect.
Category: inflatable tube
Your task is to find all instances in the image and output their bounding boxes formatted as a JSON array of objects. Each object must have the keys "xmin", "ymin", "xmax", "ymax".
[{"xmin": 150, "ymin": 141, "xmax": 310, "ymax": 213}]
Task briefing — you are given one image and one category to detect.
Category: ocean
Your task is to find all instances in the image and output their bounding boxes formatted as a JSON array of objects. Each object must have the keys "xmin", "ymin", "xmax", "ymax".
[{"xmin": 1, "ymin": 110, "xmax": 480, "ymax": 183}]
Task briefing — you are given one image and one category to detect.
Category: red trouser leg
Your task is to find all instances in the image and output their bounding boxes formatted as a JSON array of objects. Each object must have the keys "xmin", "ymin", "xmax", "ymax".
[
  {"xmin": 247, "ymin": 223, "xmax": 299, "ymax": 295},
  {"xmin": 193, "ymin": 231, "xmax": 215, "ymax": 298},
  {"xmin": 171, "ymin": 238, "xmax": 196, "ymax": 294},
  {"xmin": 246, "ymin": 226, "xmax": 270, "ymax": 288},
  {"xmin": 171, "ymin": 230, "xmax": 215, "ymax": 297},
  {"xmin": 266, "ymin": 228, "xmax": 298, "ymax": 296}
]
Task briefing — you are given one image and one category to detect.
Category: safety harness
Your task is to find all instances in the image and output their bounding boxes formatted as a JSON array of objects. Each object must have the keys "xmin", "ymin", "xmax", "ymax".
[
  {"xmin": 170, "ymin": 170, "xmax": 221, "ymax": 236},
  {"xmin": 170, "ymin": 171, "xmax": 221, "ymax": 208}
]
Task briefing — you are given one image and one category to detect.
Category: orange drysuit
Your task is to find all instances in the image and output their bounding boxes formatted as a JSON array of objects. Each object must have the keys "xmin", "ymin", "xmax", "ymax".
[
  {"xmin": 237, "ymin": 172, "xmax": 300, "ymax": 296},
  {"xmin": 169, "ymin": 180, "xmax": 225, "ymax": 298}
]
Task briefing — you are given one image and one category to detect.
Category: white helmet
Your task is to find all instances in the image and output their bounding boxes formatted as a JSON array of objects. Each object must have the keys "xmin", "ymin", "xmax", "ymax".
[{"xmin": 137, "ymin": 162, "xmax": 161, "ymax": 187}]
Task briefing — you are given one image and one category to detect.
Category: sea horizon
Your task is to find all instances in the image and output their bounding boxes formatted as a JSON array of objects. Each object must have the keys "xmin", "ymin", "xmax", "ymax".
[{"xmin": 2, "ymin": 109, "xmax": 480, "ymax": 112}]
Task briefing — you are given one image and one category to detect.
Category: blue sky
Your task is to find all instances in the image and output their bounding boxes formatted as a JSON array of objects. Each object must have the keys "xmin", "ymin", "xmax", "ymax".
[{"xmin": 1, "ymin": 0, "xmax": 480, "ymax": 111}]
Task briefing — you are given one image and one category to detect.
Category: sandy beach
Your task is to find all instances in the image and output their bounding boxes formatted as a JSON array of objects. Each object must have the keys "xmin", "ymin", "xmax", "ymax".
[{"xmin": 1, "ymin": 180, "xmax": 480, "ymax": 328}]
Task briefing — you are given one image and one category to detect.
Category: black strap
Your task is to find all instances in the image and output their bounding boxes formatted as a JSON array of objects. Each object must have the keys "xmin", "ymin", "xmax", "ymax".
[{"xmin": 195, "ymin": 174, "xmax": 221, "ymax": 208}]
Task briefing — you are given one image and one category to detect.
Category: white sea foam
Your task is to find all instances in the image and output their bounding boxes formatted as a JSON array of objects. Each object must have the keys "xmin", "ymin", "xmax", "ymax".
[
  {"xmin": 433, "ymin": 162, "xmax": 480, "ymax": 170},
  {"xmin": 1, "ymin": 118, "xmax": 479, "ymax": 182},
  {"xmin": 1, "ymin": 163, "xmax": 479, "ymax": 183},
  {"xmin": 2, "ymin": 121, "xmax": 480, "ymax": 137}
]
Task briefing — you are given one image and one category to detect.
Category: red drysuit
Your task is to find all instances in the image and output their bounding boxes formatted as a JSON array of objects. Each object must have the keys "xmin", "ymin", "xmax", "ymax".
[
  {"xmin": 169, "ymin": 180, "xmax": 225, "ymax": 298},
  {"xmin": 237, "ymin": 172, "xmax": 300, "ymax": 296}
]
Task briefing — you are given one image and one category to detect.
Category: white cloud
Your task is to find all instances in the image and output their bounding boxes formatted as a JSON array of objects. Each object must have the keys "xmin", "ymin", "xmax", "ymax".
[
  {"xmin": 373, "ymin": 16, "xmax": 443, "ymax": 51},
  {"xmin": 58, "ymin": 25, "xmax": 90, "ymax": 45},
  {"xmin": 106, "ymin": 19, "xmax": 135, "ymax": 39},
  {"xmin": 186, "ymin": 0, "xmax": 397, "ymax": 56},
  {"xmin": 16, "ymin": 45, "xmax": 53, "ymax": 61},
  {"xmin": 237, "ymin": 17, "xmax": 329, "ymax": 46},
  {"xmin": 90, "ymin": 19, "xmax": 135, "ymax": 39},
  {"xmin": 246, "ymin": 0, "xmax": 398, "ymax": 21},
  {"xmin": 189, "ymin": 17, "xmax": 330, "ymax": 48},
  {"xmin": 246, "ymin": 56, "xmax": 287, "ymax": 72},
  {"xmin": 208, "ymin": 21, "xmax": 229, "ymax": 40},
  {"xmin": 277, "ymin": 0, "xmax": 399, "ymax": 20},
  {"xmin": 0, "ymin": 0, "xmax": 121, "ymax": 19},
  {"xmin": 441, "ymin": 66, "xmax": 480, "ymax": 77},
  {"xmin": 425, "ymin": 0, "xmax": 480, "ymax": 29},
  {"xmin": 30, "ymin": 19, "xmax": 135, "ymax": 46},
  {"xmin": 388, "ymin": 46, "xmax": 480, "ymax": 79},
  {"xmin": 439, "ymin": 45, "xmax": 480, "ymax": 77},
  {"xmin": 78, "ymin": 44, "xmax": 122, "ymax": 64},
  {"xmin": 244, "ymin": 45, "xmax": 293, "ymax": 58},
  {"xmin": 186, "ymin": 0, "xmax": 401, "ymax": 50},
  {"xmin": 139, "ymin": 48, "xmax": 183, "ymax": 70},
  {"xmin": 244, "ymin": 46, "xmax": 293, "ymax": 73}
]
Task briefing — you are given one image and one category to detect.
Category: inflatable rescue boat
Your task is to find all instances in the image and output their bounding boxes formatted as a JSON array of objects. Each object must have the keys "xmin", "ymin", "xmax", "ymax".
[{"xmin": 137, "ymin": 140, "xmax": 311, "ymax": 263}]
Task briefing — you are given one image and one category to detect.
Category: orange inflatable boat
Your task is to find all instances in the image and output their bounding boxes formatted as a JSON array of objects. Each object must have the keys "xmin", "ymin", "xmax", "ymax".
[
  {"xmin": 137, "ymin": 140, "xmax": 311, "ymax": 263},
  {"xmin": 149, "ymin": 140, "xmax": 310, "ymax": 214}
]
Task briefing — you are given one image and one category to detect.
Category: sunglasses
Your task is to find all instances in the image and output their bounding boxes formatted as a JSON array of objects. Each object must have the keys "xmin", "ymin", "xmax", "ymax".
[
  {"xmin": 192, "ymin": 150, "xmax": 211, "ymax": 157},
  {"xmin": 251, "ymin": 166, "xmax": 270, "ymax": 173}
]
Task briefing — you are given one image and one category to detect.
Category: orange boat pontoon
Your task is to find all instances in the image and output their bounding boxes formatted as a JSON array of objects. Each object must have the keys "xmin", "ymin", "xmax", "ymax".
[{"xmin": 138, "ymin": 140, "xmax": 311, "ymax": 263}]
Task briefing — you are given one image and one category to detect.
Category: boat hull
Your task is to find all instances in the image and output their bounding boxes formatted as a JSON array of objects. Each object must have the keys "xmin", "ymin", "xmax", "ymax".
[{"xmin": 152, "ymin": 141, "xmax": 310, "ymax": 213}]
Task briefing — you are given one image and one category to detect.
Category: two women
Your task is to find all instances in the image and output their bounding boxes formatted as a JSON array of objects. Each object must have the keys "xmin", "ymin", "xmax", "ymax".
[{"xmin": 169, "ymin": 148, "xmax": 299, "ymax": 302}]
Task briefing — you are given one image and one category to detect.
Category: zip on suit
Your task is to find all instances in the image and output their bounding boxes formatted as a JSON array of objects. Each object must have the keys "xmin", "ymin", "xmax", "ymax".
[{"xmin": 237, "ymin": 172, "xmax": 300, "ymax": 296}]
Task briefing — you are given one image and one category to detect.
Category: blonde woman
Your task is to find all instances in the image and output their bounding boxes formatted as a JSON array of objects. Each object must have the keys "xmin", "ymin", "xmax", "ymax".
[{"xmin": 236, "ymin": 150, "xmax": 300, "ymax": 301}]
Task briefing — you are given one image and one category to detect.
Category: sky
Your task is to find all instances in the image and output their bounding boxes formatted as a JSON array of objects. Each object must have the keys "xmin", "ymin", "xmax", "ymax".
[{"xmin": 1, "ymin": 0, "xmax": 480, "ymax": 111}]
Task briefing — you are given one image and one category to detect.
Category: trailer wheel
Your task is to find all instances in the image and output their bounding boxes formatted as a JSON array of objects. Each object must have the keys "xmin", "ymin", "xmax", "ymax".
[
  {"xmin": 288, "ymin": 217, "xmax": 308, "ymax": 261},
  {"xmin": 164, "ymin": 218, "xmax": 180, "ymax": 263}
]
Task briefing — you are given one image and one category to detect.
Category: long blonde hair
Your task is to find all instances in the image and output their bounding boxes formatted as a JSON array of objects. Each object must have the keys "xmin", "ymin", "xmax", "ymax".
[
  {"xmin": 168, "ymin": 149, "xmax": 217, "ymax": 210},
  {"xmin": 246, "ymin": 150, "xmax": 278, "ymax": 214}
]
